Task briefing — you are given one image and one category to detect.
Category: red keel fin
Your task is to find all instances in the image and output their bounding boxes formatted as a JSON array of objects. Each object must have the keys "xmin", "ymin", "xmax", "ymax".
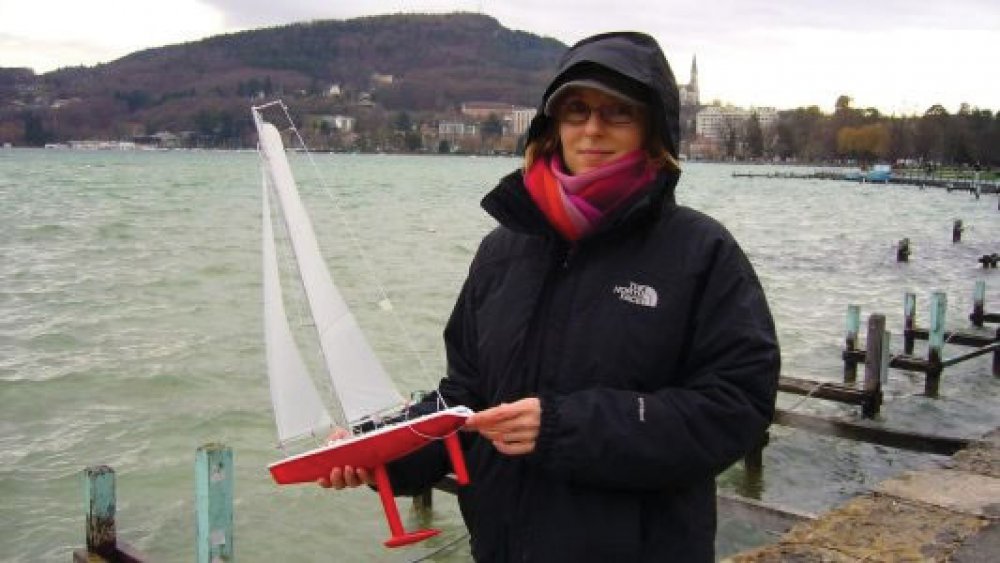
[
  {"xmin": 443, "ymin": 432, "xmax": 470, "ymax": 485},
  {"xmin": 372, "ymin": 464, "xmax": 440, "ymax": 548}
]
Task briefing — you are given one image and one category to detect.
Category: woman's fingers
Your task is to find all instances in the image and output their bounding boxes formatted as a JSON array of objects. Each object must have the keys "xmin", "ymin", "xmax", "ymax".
[
  {"xmin": 327, "ymin": 427, "xmax": 351, "ymax": 443},
  {"xmin": 492, "ymin": 438, "xmax": 535, "ymax": 456},
  {"xmin": 467, "ymin": 398, "xmax": 540, "ymax": 432},
  {"xmin": 467, "ymin": 398, "xmax": 541, "ymax": 456},
  {"xmin": 317, "ymin": 465, "xmax": 373, "ymax": 489}
]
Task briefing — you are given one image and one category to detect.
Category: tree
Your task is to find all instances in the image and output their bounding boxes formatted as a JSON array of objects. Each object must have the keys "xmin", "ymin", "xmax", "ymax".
[
  {"xmin": 480, "ymin": 113, "xmax": 503, "ymax": 153},
  {"xmin": 915, "ymin": 104, "xmax": 950, "ymax": 163},
  {"xmin": 23, "ymin": 112, "xmax": 50, "ymax": 146},
  {"xmin": 745, "ymin": 113, "xmax": 764, "ymax": 159},
  {"xmin": 404, "ymin": 131, "xmax": 423, "ymax": 151},
  {"xmin": 393, "ymin": 111, "xmax": 412, "ymax": 132},
  {"xmin": 837, "ymin": 124, "xmax": 890, "ymax": 162}
]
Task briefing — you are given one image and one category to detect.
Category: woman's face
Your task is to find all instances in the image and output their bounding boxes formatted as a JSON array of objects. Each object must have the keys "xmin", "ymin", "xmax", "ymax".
[{"xmin": 555, "ymin": 87, "xmax": 645, "ymax": 174}]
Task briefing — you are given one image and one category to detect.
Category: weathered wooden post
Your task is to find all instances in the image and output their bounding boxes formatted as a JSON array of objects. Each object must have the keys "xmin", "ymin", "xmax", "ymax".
[
  {"xmin": 903, "ymin": 292, "xmax": 916, "ymax": 355},
  {"xmin": 993, "ymin": 326, "xmax": 1000, "ymax": 377},
  {"xmin": 73, "ymin": 466, "xmax": 148, "ymax": 563},
  {"xmin": 413, "ymin": 488, "xmax": 433, "ymax": 512},
  {"xmin": 862, "ymin": 314, "xmax": 886, "ymax": 418},
  {"xmin": 741, "ymin": 428, "xmax": 769, "ymax": 497},
  {"xmin": 844, "ymin": 305, "xmax": 860, "ymax": 383},
  {"xmin": 952, "ymin": 219, "xmax": 963, "ymax": 243},
  {"xmin": 926, "ymin": 292, "xmax": 947, "ymax": 397},
  {"xmin": 196, "ymin": 444, "xmax": 234, "ymax": 563},
  {"xmin": 994, "ymin": 326, "xmax": 1000, "ymax": 378},
  {"xmin": 971, "ymin": 280, "xmax": 986, "ymax": 328},
  {"xmin": 79, "ymin": 466, "xmax": 117, "ymax": 560},
  {"xmin": 896, "ymin": 238, "xmax": 910, "ymax": 262}
]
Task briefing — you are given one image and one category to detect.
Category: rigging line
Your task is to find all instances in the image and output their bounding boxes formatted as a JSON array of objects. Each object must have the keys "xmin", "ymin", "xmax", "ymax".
[
  {"xmin": 275, "ymin": 101, "xmax": 435, "ymax": 385},
  {"xmin": 407, "ymin": 530, "xmax": 471, "ymax": 563},
  {"xmin": 787, "ymin": 381, "xmax": 829, "ymax": 412},
  {"xmin": 261, "ymin": 150, "xmax": 313, "ymax": 338}
]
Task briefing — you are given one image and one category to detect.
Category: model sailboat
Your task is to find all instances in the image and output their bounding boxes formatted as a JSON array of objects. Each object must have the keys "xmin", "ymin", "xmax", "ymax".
[{"xmin": 252, "ymin": 102, "xmax": 471, "ymax": 548}]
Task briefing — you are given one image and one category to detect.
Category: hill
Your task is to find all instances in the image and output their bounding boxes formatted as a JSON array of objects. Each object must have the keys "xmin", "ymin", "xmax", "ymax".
[{"xmin": 0, "ymin": 13, "xmax": 566, "ymax": 147}]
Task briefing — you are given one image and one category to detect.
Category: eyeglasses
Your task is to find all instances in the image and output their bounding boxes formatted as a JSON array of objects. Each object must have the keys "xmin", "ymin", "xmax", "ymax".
[{"xmin": 555, "ymin": 99, "xmax": 641, "ymax": 126}]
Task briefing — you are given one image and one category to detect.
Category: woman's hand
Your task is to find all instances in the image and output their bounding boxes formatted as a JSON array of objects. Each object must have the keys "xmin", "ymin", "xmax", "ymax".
[
  {"xmin": 316, "ymin": 427, "xmax": 375, "ymax": 489},
  {"xmin": 465, "ymin": 397, "xmax": 541, "ymax": 456}
]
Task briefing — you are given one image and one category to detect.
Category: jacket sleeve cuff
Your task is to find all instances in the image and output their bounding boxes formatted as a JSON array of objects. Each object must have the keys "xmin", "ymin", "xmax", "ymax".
[{"xmin": 532, "ymin": 393, "xmax": 561, "ymax": 465}]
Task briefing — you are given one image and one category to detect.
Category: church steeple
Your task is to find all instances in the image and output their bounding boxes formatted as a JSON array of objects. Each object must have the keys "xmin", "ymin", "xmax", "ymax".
[
  {"xmin": 679, "ymin": 55, "xmax": 699, "ymax": 107},
  {"xmin": 689, "ymin": 55, "xmax": 699, "ymax": 92}
]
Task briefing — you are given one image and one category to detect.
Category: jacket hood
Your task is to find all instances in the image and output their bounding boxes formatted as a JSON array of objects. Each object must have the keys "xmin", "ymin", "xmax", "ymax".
[{"xmin": 526, "ymin": 32, "xmax": 680, "ymax": 159}]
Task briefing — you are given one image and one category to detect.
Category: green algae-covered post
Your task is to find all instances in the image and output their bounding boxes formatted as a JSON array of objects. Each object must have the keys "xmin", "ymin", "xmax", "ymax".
[
  {"xmin": 83, "ymin": 465, "xmax": 117, "ymax": 558},
  {"xmin": 844, "ymin": 305, "xmax": 861, "ymax": 383},
  {"xmin": 896, "ymin": 238, "xmax": 910, "ymax": 262},
  {"xmin": 862, "ymin": 314, "xmax": 886, "ymax": 418},
  {"xmin": 74, "ymin": 466, "xmax": 149, "ymax": 563},
  {"xmin": 903, "ymin": 292, "xmax": 917, "ymax": 355},
  {"xmin": 971, "ymin": 280, "xmax": 986, "ymax": 328},
  {"xmin": 196, "ymin": 444, "xmax": 234, "ymax": 563},
  {"xmin": 926, "ymin": 292, "xmax": 947, "ymax": 397}
]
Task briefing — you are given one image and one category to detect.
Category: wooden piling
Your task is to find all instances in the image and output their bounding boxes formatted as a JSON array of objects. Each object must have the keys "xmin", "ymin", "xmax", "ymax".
[
  {"xmin": 413, "ymin": 488, "xmax": 433, "ymax": 512},
  {"xmin": 994, "ymin": 327, "xmax": 1000, "ymax": 378},
  {"xmin": 83, "ymin": 466, "xmax": 117, "ymax": 559},
  {"xmin": 904, "ymin": 293, "xmax": 916, "ymax": 355},
  {"xmin": 844, "ymin": 305, "xmax": 860, "ymax": 384},
  {"xmin": 926, "ymin": 292, "xmax": 947, "ymax": 397},
  {"xmin": 971, "ymin": 281, "xmax": 986, "ymax": 328},
  {"xmin": 862, "ymin": 314, "xmax": 886, "ymax": 418},
  {"xmin": 952, "ymin": 219, "xmax": 963, "ymax": 243},
  {"xmin": 195, "ymin": 444, "xmax": 234, "ymax": 563},
  {"xmin": 744, "ymin": 431, "xmax": 768, "ymax": 474},
  {"xmin": 896, "ymin": 238, "xmax": 910, "ymax": 262}
]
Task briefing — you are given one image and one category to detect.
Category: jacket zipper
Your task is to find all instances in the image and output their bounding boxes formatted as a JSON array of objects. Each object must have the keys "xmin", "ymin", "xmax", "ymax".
[{"xmin": 561, "ymin": 243, "xmax": 578, "ymax": 269}]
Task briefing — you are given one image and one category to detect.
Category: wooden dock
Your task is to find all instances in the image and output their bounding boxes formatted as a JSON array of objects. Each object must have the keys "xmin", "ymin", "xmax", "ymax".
[
  {"xmin": 724, "ymin": 427, "xmax": 1000, "ymax": 562},
  {"xmin": 71, "ymin": 285, "xmax": 998, "ymax": 561},
  {"xmin": 733, "ymin": 170, "xmax": 1000, "ymax": 194}
]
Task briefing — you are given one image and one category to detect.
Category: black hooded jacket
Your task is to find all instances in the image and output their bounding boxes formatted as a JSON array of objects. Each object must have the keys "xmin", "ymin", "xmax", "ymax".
[{"xmin": 388, "ymin": 33, "xmax": 780, "ymax": 562}]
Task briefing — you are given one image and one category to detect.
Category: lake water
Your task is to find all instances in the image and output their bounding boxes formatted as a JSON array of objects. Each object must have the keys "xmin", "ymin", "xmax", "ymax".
[{"xmin": 1, "ymin": 148, "xmax": 998, "ymax": 562}]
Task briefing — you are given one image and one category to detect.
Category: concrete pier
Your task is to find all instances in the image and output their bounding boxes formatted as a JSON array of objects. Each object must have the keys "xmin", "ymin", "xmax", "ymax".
[{"xmin": 724, "ymin": 427, "xmax": 1000, "ymax": 562}]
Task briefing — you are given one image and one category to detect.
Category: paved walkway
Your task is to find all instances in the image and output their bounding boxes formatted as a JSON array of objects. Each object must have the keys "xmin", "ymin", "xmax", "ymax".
[{"xmin": 724, "ymin": 428, "xmax": 1000, "ymax": 562}]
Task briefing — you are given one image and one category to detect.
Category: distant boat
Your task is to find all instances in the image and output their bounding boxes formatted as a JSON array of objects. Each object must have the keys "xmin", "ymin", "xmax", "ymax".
[
  {"xmin": 866, "ymin": 164, "xmax": 892, "ymax": 182},
  {"xmin": 844, "ymin": 164, "xmax": 892, "ymax": 183},
  {"xmin": 252, "ymin": 100, "xmax": 471, "ymax": 548}
]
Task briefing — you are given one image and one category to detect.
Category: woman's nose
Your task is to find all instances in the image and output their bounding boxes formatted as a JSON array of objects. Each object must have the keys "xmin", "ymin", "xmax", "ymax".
[{"xmin": 582, "ymin": 111, "xmax": 606, "ymax": 134}]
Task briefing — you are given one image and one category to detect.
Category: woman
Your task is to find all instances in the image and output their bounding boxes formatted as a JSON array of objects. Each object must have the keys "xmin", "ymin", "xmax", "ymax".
[{"xmin": 322, "ymin": 31, "xmax": 780, "ymax": 562}]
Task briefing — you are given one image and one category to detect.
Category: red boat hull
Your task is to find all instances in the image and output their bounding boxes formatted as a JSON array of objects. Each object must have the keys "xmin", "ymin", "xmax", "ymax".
[{"xmin": 269, "ymin": 409, "xmax": 470, "ymax": 484}]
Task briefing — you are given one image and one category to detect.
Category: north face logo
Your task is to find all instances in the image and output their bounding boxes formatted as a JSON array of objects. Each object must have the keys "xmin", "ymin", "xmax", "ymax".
[{"xmin": 613, "ymin": 282, "xmax": 659, "ymax": 307}]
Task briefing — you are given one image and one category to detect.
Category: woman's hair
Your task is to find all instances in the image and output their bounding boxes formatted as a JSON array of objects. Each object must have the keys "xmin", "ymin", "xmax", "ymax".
[{"xmin": 524, "ymin": 110, "xmax": 680, "ymax": 173}]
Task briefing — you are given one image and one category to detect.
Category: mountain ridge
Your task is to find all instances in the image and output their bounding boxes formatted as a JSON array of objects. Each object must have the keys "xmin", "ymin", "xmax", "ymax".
[{"xmin": 0, "ymin": 13, "xmax": 567, "ymax": 146}]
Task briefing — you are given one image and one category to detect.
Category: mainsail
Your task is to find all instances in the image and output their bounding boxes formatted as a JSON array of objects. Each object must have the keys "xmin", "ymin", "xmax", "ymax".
[{"xmin": 256, "ymin": 112, "xmax": 403, "ymax": 442}]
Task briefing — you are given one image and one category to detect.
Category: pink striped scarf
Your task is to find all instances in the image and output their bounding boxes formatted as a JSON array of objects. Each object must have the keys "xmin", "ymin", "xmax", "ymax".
[{"xmin": 524, "ymin": 150, "xmax": 655, "ymax": 241}]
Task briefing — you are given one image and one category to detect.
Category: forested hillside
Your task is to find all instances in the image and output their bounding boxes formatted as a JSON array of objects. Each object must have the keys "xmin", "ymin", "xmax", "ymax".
[{"xmin": 0, "ymin": 13, "xmax": 565, "ymax": 147}]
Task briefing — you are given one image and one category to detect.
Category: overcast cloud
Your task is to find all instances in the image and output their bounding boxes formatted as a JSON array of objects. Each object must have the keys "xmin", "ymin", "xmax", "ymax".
[{"xmin": 2, "ymin": 0, "xmax": 998, "ymax": 113}]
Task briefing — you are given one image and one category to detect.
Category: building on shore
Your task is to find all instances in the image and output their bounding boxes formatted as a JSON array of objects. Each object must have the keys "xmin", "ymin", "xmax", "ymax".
[{"xmin": 691, "ymin": 104, "xmax": 778, "ymax": 159}]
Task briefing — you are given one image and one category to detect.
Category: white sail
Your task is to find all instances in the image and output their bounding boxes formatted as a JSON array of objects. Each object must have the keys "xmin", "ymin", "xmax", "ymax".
[
  {"xmin": 256, "ymin": 118, "xmax": 404, "ymax": 427},
  {"xmin": 262, "ymin": 173, "xmax": 334, "ymax": 442}
]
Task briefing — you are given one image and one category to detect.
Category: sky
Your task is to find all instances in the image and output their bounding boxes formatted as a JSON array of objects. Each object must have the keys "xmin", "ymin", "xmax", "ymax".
[{"xmin": 2, "ymin": 0, "xmax": 998, "ymax": 115}]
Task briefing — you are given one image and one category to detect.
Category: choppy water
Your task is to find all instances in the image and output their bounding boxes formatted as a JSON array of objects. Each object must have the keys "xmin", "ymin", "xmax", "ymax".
[{"xmin": 1, "ymin": 149, "xmax": 997, "ymax": 562}]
